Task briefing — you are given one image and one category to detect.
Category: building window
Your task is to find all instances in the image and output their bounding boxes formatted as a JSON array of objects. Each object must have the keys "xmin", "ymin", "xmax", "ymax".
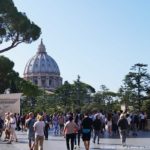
[
  {"xmin": 49, "ymin": 79, "xmax": 52, "ymax": 86},
  {"xmin": 34, "ymin": 79, "xmax": 38, "ymax": 85},
  {"xmin": 42, "ymin": 79, "xmax": 46, "ymax": 87}
]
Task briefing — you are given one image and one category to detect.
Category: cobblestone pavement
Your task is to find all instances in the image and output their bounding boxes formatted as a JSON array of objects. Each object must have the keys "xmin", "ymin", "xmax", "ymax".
[{"xmin": 0, "ymin": 131, "xmax": 150, "ymax": 150}]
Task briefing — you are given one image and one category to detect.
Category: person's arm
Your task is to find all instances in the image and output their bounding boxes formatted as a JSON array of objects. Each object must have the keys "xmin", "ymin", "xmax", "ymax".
[
  {"xmin": 33, "ymin": 122, "xmax": 36, "ymax": 131},
  {"xmin": 63, "ymin": 123, "xmax": 67, "ymax": 137},
  {"xmin": 43, "ymin": 121, "xmax": 45, "ymax": 131},
  {"xmin": 117, "ymin": 119, "xmax": 120, "ymax": 127},
  {"xmin": 25, "ymin": 120, "xmax": 28, "ymax": 128}
]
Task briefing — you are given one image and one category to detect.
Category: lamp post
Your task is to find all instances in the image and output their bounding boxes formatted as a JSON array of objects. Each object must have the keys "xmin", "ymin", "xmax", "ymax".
[
  {"xmin": 20, "ymin": 96, "xmax": 25, "ymax": 115},
  {"xmin": 76, "ymin": 75, "xmax": 81, "ymax": 112},
  {"xmin": 77, "ymin": 88, "xmax": 80, "ymax": 105}
]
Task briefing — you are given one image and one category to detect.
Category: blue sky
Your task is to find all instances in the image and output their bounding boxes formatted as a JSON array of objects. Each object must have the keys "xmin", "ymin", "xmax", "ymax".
[{"xmin": 2, "ymin": 0, "xmax": 150, "ymax": 92}]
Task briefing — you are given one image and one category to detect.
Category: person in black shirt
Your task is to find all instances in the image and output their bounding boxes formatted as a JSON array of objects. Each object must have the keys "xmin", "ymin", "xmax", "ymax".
[
  {"xmin": 117, "ymin": 114, "xmax": 128, "ymax": 146},
  {"xmin": 81, "ymin": 113, "xmax": 93, "ymax": 150},
  {"xmin": 93, "ymin": 114, "xmax": 101, "ymax": 144}
]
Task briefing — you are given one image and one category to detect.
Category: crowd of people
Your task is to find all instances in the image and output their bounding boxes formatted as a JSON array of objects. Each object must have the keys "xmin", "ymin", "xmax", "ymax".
[{"xmin": 0, "ymin": 110, "xmax": 148, "ymax": 150}]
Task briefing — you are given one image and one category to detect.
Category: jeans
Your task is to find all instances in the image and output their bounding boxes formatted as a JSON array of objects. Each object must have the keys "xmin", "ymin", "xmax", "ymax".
[
  {"xmin": 93, "ymin": 130, "xmax": 100, "ymax": 143},
  {"xmin": 66, "ymin": 133, "xmax": 75, "ymax": 150},
  {"xmin": 119, "ymin": 129, "xmax": 127, "ymax": 144}
]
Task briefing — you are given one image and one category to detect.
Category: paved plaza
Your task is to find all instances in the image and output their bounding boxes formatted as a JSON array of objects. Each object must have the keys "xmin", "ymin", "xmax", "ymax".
[{"xmin": 0, "ymin": 131, "xmax": 150, "ymax": 150}]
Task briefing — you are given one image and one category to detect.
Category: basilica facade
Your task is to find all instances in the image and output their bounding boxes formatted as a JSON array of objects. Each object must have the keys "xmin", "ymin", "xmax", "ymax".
[{"xmin": 23, "ymin": 40, "xmax": 62, "ymax": 91}]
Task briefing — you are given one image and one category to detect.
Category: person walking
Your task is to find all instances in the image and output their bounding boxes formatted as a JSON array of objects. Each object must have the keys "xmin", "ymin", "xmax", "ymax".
[
  {"xmin": 63, "ymin": 115, "xmax": 78, "ymax": 150},
  {"xmin": 81, "ymin": 113, "xmax": 93, "ymax": 150},
  {"xmin": 33, "ymin": 115, "xmax": 45, "ymax": 150},
  {"xmin": 58, "ymin": 113, "xmax": 65, "ymax": 135},
  {"xmin": 7, "ymin": 113, "xmax": 18, "ymax": 144},
  {"xmin": 4, "ymin": 114, "xmax": 11, "ymax": 142},
  {"xmin": 0, "ymin": 116, "xmax": 4, "ymax": 139},
  {"xmin": 74, "ymin": 114, "xmax": 82, "ymax": 148},
  {"xmin": 93, "ymin": 114, "xmax": 101, "ymax": 144},
  {"xmin": 25, "ymin": 112, "xmax": 35, "ymax": 150},
  {"xmin": 43, "ymin": 112, "xmax": 50, "ymax": 140},
  {"xmin": 117, "ymin": 114, "xmax": 128, "ymax": 146}
]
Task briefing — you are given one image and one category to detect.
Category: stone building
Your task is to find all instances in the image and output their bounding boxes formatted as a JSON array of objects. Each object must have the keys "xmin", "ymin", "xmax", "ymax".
[{"xmin": 24, "ymin": 40, "xmax": 62, "ymax": 91}]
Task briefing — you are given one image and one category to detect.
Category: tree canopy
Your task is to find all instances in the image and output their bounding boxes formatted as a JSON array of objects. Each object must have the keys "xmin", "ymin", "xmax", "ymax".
[
  {"xmin": 0, "ymin": 56, "xmax": 42, "ymax": 97},
  {"xmin": 0, "ymin": 55, "xmax": 21, "ymax": 93},
  {"xmin": 0, "ymin": 0, "xmax": 41, "ymax": 53},
  {"xmin": 120, "ymin": 63, "xmax": 150, "ymax": 110}
]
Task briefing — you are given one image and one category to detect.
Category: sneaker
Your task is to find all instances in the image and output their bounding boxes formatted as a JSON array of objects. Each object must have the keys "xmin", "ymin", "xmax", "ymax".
[
  {"xmin": 7, "ymin": 141, "xmax": 11, "ymax": 144},
  {"xmin": 74, "ymin": 145, "xmax": 77, "ymax": 149},
  {"xmin": 122, "ymin": 142, "xmax": 126, "ymax": 147}
]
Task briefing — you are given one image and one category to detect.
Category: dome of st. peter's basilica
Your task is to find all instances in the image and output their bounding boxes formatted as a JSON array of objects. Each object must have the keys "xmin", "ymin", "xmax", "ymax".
[{"xmin": 24, "ymin": 40, "xmax": 62, "ymax": 91}]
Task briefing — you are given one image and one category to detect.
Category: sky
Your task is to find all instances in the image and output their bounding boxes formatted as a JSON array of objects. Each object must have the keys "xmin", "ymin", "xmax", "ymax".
[{"xmin": 2, "ymin": 0, "xmax": 150, "ymax": 92}]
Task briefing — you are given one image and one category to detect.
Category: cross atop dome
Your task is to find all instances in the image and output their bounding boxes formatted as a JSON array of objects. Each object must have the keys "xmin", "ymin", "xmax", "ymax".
[{"xmin": 37, "ymin": 39, "xmax": 46, "ymax": 53}]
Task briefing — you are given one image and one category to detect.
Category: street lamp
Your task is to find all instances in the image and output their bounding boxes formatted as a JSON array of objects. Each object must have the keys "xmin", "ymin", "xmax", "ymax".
[
  {"xmin": 20, "ymin": 96, "xmax": 26, "ymax": 115},
  {"xmin": 77, "ymin": 75, "xmax": 80, "ymax": 104}
]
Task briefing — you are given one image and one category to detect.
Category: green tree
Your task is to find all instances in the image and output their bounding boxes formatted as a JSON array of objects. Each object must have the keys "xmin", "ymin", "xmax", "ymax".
[
  {"xmin": 20, "ymin": 80, "xmax": 43, "ymax": 114},
  {"xmin": 71, "ymin": 76, "xmax": 95, "ymax": 110},
  {"xmin": 93, "ymin": 85, "xmax": 117, "ymax": 111},
  {"xmin": 123, "ymin": 63, "xmax": 150, "ymax": 110},
  {"xmin": 141, "ymin": 99, "xmax": 150, "ymax": 118},
  {"xmin": 0, "ymin": 55, "xmax": 19, "ymax": 93},
  {"xmin": 9, "ymin": 70, "xmax": 20, "ymax": 93},
  {"xmin": 118, "ymin": 85, "xmax": 134, "ymax": 108},
  {"xmin": 0, "ymin": 0, "xmax": 41, "ymax": 53},
  {"xmin": 19, "ymin": 79, "xmax": 42, "ymax": 97},
  {"xmin": 55, "ymin": 81, "xmax": 72, "ymax": 112},
  {"xmin": 0, "ymin": 56, "xmax": 42, "ymax": 95},
  {"xmin": 55, "ymin": 76, "xmax": 95, "ymax": 112}
]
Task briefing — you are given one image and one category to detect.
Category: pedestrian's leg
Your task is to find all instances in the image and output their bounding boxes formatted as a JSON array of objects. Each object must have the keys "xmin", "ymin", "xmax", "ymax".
[
  {"xmin": 70, "ymin": 134, "xmax": 75, "ymax": 150},
  {"xmin": 29, "ymin": 139, "xmax": 31, "ymax": 149},
  {"xmin": 83, "ymin": 141, "xmax": 88, "ymax": 150},
  {"xmin": 74, "ymin": 133, "xmax": 77, "ymax": 146},
  {"xmin": 87, "ymin": 140, "xmax": 90, "ymax": 150},
  {"xmin": 34, "ymin": 136, "xmax": 39, "ymax": 150},
  {"xmin": 119, "ymin": 130, "xmax": 123, "ymax": 144},
  {"xmin": 31, "ymin": 138, "xmax": 35, "ymax": 150},
  {"xmin": 39, "ymin": 136, "xmax": 44, "ymax": 150},
  {"xmin": 66, "ymin": 134, "xmax": 70, "ymax": 150},
  {"xmin": 44, "ymin": 127, "xmax": 48, "ymax": 140},
  {"xmin": 93, "ymin": 130, "xmax": 96, "ymax": 143},
  {"xmin": 12, "ymin": 128, "xmax": 18, "ymax": 141},
  {"xmin": 78, "ymin": 131, "xmax": 80, "ymax": 147},
  {"xmin": 97, "ymin": 130, "xmax": 100, "ymax": 144},
  {"xmin": 0, "ymin": 129, "xmax": 3, "ymax": 139},
  {"xmin": 7, "ymin": 129, "xmax": 12, "ymax": 144},
  {"xmin": 123, "ymin": 130, "xmax": 127, "ymax": 144}
]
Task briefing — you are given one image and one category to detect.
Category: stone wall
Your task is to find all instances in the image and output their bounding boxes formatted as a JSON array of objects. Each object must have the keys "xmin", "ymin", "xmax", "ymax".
[
  {"xmin": 146, "ymin": 119, "xmax": 150, "ymax": 130},
  {"xmin": 0, "ymin": 93, "xmax": 22, "ymax": 119}
]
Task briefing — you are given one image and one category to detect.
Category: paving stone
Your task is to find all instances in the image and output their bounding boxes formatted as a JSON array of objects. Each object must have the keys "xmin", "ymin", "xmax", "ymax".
[{"xmin": 0, "ymin": 131, "xmax": 150, "ymax": 150}]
